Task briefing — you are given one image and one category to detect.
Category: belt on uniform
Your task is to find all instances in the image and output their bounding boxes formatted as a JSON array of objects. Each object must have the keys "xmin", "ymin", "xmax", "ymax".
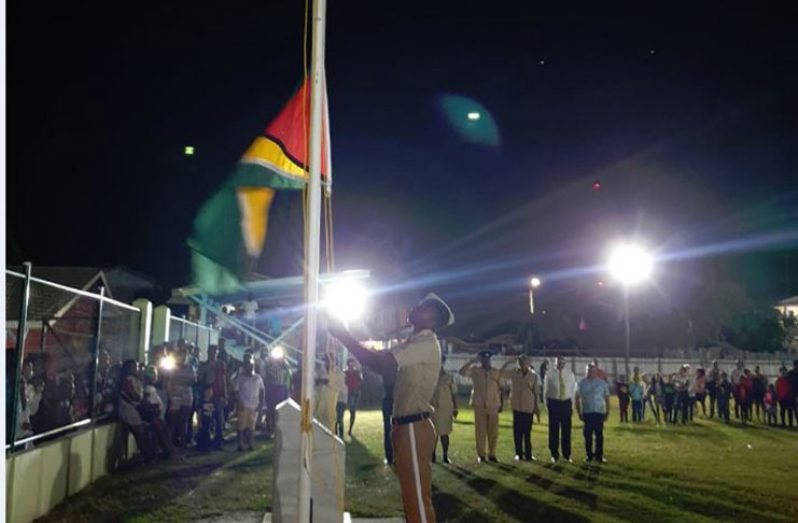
[{"xmin": 392, "ymin": 412, "xmax": 431, "ymax": 426}]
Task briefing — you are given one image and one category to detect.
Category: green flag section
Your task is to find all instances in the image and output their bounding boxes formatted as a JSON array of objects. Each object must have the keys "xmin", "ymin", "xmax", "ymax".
[{"xmin": 188, "ymin": 79, "xmax": 330, "ymax": 295}]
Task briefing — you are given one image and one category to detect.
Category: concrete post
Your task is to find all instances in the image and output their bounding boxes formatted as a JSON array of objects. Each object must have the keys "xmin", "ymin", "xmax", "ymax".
[
  {"xmin": 152, "ymin": 305, "xmax": 171, "ymax": 347},
  {"xmin": 132, "ymin": 299, "xmax": 153, "ymax": 364}
]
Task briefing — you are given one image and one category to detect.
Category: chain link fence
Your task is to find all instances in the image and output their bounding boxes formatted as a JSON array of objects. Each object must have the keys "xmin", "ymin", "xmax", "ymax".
[{"xmin": 6, "ymin": 268, "xmax": 142, "ymax": 451}]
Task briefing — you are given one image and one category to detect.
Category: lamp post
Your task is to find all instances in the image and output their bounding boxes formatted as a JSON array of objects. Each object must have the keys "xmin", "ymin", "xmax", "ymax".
[
  {"xmin": 607, "ymin": 244, "xmax": 653, "ymax": 378},
  {"xmin": 529, "ymin": 277, "xmax": 542, "ymax": 315}
]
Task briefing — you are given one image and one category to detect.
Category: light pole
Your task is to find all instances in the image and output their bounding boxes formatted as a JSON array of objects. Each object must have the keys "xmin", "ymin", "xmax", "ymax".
[
  {"xmin": 607, "ymin": 244, "xmax": 653, "ymax": 379},
  {"xmin": 529, "ymin": 277, "xmax": 542, "ymax": 315}
]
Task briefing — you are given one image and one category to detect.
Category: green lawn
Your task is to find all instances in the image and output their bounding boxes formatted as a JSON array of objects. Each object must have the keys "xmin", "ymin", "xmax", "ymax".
[{"xmin": 39, "ymin": 399, "xmax": 798, "ymax": 522}]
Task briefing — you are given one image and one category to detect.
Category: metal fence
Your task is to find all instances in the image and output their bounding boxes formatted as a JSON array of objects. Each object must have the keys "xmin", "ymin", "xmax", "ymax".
[
  {"xmin": 6, "ymin": 265, "xmax": 142, "ymax": 452},
  {"xmin": 167, "ymin": 315, "xmax": 217, "ymax": 361}
]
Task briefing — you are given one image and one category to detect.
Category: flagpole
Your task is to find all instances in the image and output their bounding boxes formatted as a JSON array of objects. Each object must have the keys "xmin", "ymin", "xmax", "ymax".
[{"xmin": 298, "ymin": 0, "xmax": 327, "ymax": 520}]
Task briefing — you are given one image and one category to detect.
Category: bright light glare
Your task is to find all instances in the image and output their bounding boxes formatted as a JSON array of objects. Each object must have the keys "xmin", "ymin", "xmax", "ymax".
[
  {"xmin": 325, "ymin": 280, "xmax": 368, "ymax": 322},
  {"xmin": 270, "ymin": 345, "xmax": 285, "ymax": 360},
  {"xmin": 467, "ymin": 111, "xmax": 481, "ymax": 121},
  {"xmin": 530, "ymin": 277, "xmax": 542, "ymax": 288},
  {"xmin": 184, "ymin": 145, "xmax": 195, "ymax": 156},
  {"xmin": 159, "ymin": 354, "xmax": 176, "ymax": 371},
  {"xmin": 608, "ymin": 244, "xmax": 654, "ymax": 285}
]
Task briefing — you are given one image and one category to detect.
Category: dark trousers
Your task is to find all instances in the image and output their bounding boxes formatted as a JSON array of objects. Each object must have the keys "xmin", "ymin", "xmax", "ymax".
[
  {"xmin": 718, "ymin": 399, "xmax": 730, "ymax": 423},
  {"xmin": 677, "ymin": 391, "xmax": 690, "ymax": 423},
  {"xmin": 708, "ymin": 387, "xmax": 717, "ymax": 417},
  {"xmin": 583, "ymin": 413, "xmax": 605, "ymax": 460},
  {"xmin": 779, "ymin": 400, "xmax": 795, "ymax": 426},
  {"xmin": 632, "ymin": 400, "xmax": 643, "ymax": 422},
  {"xmin": 334, "ymin": 401, "xmax": 346, "ymax": 439},
  {"xmin": 547, "ymin": 399, "xmax": 572, "ymax": 460},
  {"xmin": 212, "ymin": 397, "xmax": 226, "ymax": 448},
  {"xmin": 382, "ymin": 396, "xmax": 394, "ymax": 464},
  {"xmin": 512, "ymin": 410, "xmax": 533, "ymax": 459}
]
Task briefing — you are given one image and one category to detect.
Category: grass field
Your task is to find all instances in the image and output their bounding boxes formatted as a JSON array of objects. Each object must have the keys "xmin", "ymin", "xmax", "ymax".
[{"xmin": 39, "ymin": 398, "xmax": 798, "ymax": 522}]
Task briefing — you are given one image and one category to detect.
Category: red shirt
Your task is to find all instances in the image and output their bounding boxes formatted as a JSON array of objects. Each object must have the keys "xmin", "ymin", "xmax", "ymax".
[
  {"xmin": 345, "ymin": 369, "xmax": 362, "ymax": 392},
  {"xmin": 776, "ymin": 376, "xmax": 792, "ymax": 401}
]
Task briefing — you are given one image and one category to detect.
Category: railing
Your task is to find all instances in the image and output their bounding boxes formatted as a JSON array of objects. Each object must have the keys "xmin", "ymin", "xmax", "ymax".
[{"xmin": 5, "ymin": 264, "xmax": 142, "ymax": 453}]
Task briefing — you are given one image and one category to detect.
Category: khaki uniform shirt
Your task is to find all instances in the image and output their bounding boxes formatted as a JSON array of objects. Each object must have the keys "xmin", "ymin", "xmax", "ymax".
[
  {"xmin": 391, "ymin": 329, "xmax": 442, "ymax": 418},
  {"xmin": 504, "ymin": 369, "xmax": 539, "ymax": 413},
  {"xmin": 461, "ymin": 366, "xmax": 502, "ymax": 410}
]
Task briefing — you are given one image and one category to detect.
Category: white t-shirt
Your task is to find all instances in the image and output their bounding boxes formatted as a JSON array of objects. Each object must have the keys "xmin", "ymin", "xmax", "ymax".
[
  {"xmin": 234, "ymin": 374, "xmax": 265, "ymax": 410},
  {"xmin": 243, "ymin": 300, "xmax": 259, "ymax": 320}
]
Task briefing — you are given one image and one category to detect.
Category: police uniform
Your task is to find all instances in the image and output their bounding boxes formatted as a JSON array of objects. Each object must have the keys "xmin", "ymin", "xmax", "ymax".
[
  {"xmin": 460, "ymin": 357, "xmax": 502, "ymax": 459},
  {"xmin": 431, "ymin": 371, "xmax": 456, "ymax": 437},
  {"xmin": 391, "ymin": 328, "xmax": 442, "ymax": 523}
]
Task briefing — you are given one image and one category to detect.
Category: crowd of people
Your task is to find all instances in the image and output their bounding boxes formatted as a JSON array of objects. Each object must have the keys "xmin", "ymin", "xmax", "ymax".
[{"xmin": 449, "ymin": 355, "xmax": 798, "ymax": 467}]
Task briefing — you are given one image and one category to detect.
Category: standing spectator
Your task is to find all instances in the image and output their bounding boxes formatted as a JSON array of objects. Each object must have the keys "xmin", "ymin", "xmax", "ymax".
[
  {"xmin": 141, "ymin": 365, "xmax": 175, "ymax": 458},
  {"xmin": 591, "ymin": 359, "xmax": 608, "ymax": 381},
  {"xmin": 629, "ymin": 372, "xmax": 644, "ymax": 423},
  {"xmin": 716, "ymin": 372, "xmax": 732, "ymax": 424},
  {"xmin": 167, "ymin": 346, "xmax": 196, "ymax": 447},
  {"xmin": 673, "ymin": 365, "xmax": 691, "ymax": 424},
  {"xmin": 735, "ymin": 370, "xmax": 752, "ymax": 426},
  {"xmin": 232, "ymin": 359, "xmax": 265, "ymax": 451},
  {"xmin": 262, "ymin": 348, "xmax": 291, "ymax": 438},
  {"xmin": 752, "ymin": 366, "xmax": 767, "ymax": 423},
  {"xmin": 118, "ymin": 360, "xmax": 154, "ymax": 460},
  {"xmin": 707, "ymin": 360, "xmax": 720, "ymax": 418},
  {"xmin": 576, "ymin": 363, "xmax": 611, "ymax": 464},
  {"xmin": 616, "ymin": 376, "xmax": 630, "ymax": 423},
  {"xmin": 185, "ymin": 342, "xmax": 201, "ymax": 444},
  {"xmin": 544, "ymin": 355, "xmax": 576, "ymax": 464},
  {"xmin": 32, "ymin": 353, "xmax": 61, "ymax": 434},
  {"xmin": 334, "ymin": 360, "xmax": 349, "ymax": 440},
  {"xmin": 499, "ymin": 355, "xmax": 539, "ymax": 462},
  {"xmin": 431, "ymin": 355, "xmax": 458, "ymax": 463},
  {"xmin": 537, "ymin": 359, "xmax": 549, "ymax": 423},
  {"xmin": 731, "ymin": 360, "xmax": 745, "ymax": 419},
  {"xmin": 662, "ymin": 374, "xmax": 676, "ymax": 424},
  {"xmin": 645, "ymin": 372, "xmax": 662, "ymax": 424},
  {"xmin": 764, "ymin": 384, "xmax": 778, "ymax": 426},
  {"xmin": 693, "ymin": 368, "xmax": 707, "ymax": 418},
  {"xmin": 775, "ymin": 366, "xmax": 795, "ymax": 427},
  {"xmin": 242, "ymin": 294, "xmax": 259, "ymax": 346},
  {"xmin": 459, "ymin": 351, "xmax": 502, "ymax": 462},
  {"xmin": 788, "ymin": 360, "xmax": 798, "ymax": 422},
  {"xmin": 315, "ymin": 353, "xmax": 344, "ymax": 433},
  {"xmin": 344, "ymin": 359, "xmax": 363, "ymax": 436},
  {"xmin": 198, "ymin": 345, "xmax": 228, "ymax": 450}
]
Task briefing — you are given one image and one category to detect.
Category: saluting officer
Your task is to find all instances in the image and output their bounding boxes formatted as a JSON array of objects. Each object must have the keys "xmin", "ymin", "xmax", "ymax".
[
  {"xmin": 329, "ymin": 292, "xmax": 454, "ymax": 523},
  {"xmin": 459, "ymin": 351, "xmax": 502, "ymax": 463}
]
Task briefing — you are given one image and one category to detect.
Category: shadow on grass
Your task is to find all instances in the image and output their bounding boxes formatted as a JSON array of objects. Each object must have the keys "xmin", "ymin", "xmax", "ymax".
[{"xmin": 440, "ymin": 464, "xmax": 590, "ymax": 522}]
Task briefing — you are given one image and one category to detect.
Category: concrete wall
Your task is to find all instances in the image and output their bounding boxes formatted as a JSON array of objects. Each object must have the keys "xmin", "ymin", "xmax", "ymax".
[{"xmin": 5, "ymin": 423, "xmax": 134, "ymax": 523}]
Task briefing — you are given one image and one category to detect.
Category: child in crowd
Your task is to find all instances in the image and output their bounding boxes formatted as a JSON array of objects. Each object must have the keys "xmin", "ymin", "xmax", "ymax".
[
  {"xmin": 716, "ymin": 372, "xmax": 732, "ymax": 424},
  {"xmin": 763, "ymin": 384, "xmax": 778, "ymax": 426},
  {"xmin": 734, "ymin": 371, "xmax": 750, "ymax": 426},
  {"xmin": 616, "ymin": 376, "xmax": 630, "ymax": 423},
  {"xmin": 233, "ymin": 359, "xmax": 265, "ymax": 452},
  {"xmin": 196, "ymin": 387, "xmax": 215, "ymax": 451}
]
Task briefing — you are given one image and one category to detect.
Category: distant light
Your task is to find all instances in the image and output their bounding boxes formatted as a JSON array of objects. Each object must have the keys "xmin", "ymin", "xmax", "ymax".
[
  {"xmin": 159, "ymin": 354, "xmax": 176, "ymax": 371},
  {"xmin": 467, "ymin": 112, "xmax": 481, "ymax": 121},
  {"xmin": 596, "ymin": 280, "xmax": 605, "ymax": 287},
  {"xmin": 184, "ymin": 146, "xmax": 195, "ymax": 156},
  {"xmin": 530, "ymin": 277, "xmax": 542, "ymax": 288},
  {"xmin": 608, "ymin": 244, "xmax": 654, "ymax": 285},
  {"xmin": 270, "ymin": 345, "xmax": 285, "ymax": 360},
  {"xmin": 325, "ymin": 280, "xmax": 369, "ymax": 323},
  {"xmin": 592, "ymin": 181, "xmax": 601, "ymax": 191},
  {"xmin": 649, "ymin": 49, "xmax": 656, "ymax": 55}
]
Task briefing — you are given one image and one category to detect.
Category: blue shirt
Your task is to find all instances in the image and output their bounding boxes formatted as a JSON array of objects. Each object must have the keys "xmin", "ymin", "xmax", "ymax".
[
  {"xmin": 577, "ymin": 377, "xmax": 610, "ymax": 414},
  {"xmin": 630, "ymin": 382, "xmax": 644, "ymax": 401}
]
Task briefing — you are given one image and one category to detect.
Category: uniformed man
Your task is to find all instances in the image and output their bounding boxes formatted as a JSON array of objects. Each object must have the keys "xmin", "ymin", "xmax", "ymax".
[
  {"xmin": 459, "ymin": 351, "xmax": 502, "ymax": 463},
  {"xmin": 499, "ymin": 355, "xmax": 539, "ymax": 461},
  {"xmin": 329, "ymin": 292, "xmax": 454, "ymax": 523}
]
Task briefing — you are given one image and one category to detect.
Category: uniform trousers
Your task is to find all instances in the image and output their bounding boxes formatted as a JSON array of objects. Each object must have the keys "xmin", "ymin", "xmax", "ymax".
[
  {"xmin": 392, "ymin": 418, "xmax": 436, "ymax": 523},
  {"xmin": 473, "ymin": 405, "xmax": 499, "ymax": 457}
]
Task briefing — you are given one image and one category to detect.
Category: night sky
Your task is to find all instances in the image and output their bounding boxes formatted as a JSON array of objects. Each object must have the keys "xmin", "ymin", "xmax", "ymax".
[{"xmin": 8, "ymin": 2, "xmax": 798, "ymax": 334}]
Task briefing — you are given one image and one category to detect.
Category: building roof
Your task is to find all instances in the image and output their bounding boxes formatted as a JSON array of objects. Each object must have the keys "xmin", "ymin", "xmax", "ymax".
[{"xmin": 776, "ymin": 296, "xmax": 798, "ymax": 306}]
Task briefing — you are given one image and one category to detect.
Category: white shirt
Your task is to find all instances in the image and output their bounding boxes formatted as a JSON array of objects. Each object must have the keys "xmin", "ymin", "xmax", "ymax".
[
  {"xmin": 243, "ymin": 300, "xmax": 259, "ymax": 320},
  {"xmin": 543, "ymin": 366, "xmax": 577, "ymax": 401},
  {"xmin": 234, "ymin": 374, "xmax": 265, "ymax": 410}
]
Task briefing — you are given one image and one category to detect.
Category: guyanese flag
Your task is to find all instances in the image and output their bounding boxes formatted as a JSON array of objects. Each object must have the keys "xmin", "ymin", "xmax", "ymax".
[{"xmin": 188, "ymin": 79, "xmax": 330, "ymax": 294}]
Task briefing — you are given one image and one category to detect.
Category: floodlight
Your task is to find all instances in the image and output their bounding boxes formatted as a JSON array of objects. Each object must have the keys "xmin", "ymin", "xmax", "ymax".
[
  {"xmin": 530, "ymin": 277, "xmax": 542, "ymax": 288},
  {"xmin": 467, "ymin": 112, "xmax": 481, "ymax": 121},
  {"xmin": 608, "ymin": 243, "xmax": 653, "ymax": 285},
  {"xmin": 325, "ymin": 280, "xmax": 368, "ymax": 322},
  {"xmin": 159, "ymin": 354, "xmax": 176, "ymax": 371},
  {"xmin": 270, "ymin": 345, "xmax": 285, "ymax": 360}
]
